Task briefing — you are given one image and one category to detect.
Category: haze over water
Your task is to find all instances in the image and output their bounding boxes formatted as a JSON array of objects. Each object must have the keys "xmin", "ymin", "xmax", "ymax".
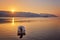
[{"xmin": 0, "ymin": 17, "xmax": 60, "ymax": 40}]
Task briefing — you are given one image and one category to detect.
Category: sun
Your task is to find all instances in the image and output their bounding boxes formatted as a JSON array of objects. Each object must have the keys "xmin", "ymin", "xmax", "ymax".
[{"xmin": 11, "ymin": 9, "xmax": 15, "ymax": 13}]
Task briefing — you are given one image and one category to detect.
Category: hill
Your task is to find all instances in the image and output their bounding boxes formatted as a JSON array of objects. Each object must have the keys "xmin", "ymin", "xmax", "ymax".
[{"xmin": 0, "ymin": 11, "xmax": 57, "ymax": 17}]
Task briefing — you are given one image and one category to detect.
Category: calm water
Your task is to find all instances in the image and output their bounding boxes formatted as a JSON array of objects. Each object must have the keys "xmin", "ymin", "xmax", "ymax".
[{"xmin": 0, "ymin": 17, "xmax": 60, "ymax": 40}]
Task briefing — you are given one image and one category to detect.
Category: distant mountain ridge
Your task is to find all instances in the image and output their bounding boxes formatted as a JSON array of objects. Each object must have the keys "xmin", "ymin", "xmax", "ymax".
[
  {"xmin": 0, "ymin": 11, "xmax": 12, "ymax": 17},
  {"xmin": 0, "ymin": 11, "xmax": 57, "ymax": 17}
]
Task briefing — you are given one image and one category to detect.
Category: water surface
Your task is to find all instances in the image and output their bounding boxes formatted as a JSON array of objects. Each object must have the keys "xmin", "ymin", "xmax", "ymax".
[{"xmin": 0, "ymin": 17, "xmax": 60, "ymax": 40}]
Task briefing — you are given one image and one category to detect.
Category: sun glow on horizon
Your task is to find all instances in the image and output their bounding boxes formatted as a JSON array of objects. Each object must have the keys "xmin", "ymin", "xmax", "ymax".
[{"xmin": 11, "ymin": 9, "xmax": 15, "ymax": 13}]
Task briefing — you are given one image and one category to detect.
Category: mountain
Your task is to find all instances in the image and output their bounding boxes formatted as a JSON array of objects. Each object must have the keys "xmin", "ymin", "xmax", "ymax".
[
  {"xmin": 14, "ymin": 12, "xmax": 42, "ymax": 17},
  {"xmin": 14, "ymin": 12, "xmax": 57, "ymax": 17},
  {"xmin": 0, "ymin": 11, "xmax": 12, "ymax": 17},
  {"xmin": 0, "ymin": 11, "xmax": 57, "ymax": 17}
]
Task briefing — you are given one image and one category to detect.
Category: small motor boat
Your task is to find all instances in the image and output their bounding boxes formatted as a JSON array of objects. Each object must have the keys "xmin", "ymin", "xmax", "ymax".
[{"xmin": 18, "ymin": 26, "xmax": 26, "ymax": 38}]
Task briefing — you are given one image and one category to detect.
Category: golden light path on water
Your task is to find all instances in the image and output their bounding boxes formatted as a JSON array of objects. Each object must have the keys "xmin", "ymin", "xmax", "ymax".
[{"xmin": 12, "ymin": 17, "xmax": 15, "ymax": 25}]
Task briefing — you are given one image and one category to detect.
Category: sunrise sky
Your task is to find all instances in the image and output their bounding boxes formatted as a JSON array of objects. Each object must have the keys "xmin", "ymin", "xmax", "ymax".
[{"xmin": 0, "ymin": 0, "xmax": 60, "ymax": 16}]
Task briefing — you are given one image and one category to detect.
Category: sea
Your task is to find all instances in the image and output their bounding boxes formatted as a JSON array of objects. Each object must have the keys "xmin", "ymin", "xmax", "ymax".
[{"xmin": 0, "ymin": 17, "xmax": 60, "ymax": 40}]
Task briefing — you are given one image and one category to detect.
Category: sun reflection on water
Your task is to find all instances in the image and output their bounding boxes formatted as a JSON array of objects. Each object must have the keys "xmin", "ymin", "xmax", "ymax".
[{"xmin": 12, "ymin": 17, "xmax": 15, "ymax": 25}]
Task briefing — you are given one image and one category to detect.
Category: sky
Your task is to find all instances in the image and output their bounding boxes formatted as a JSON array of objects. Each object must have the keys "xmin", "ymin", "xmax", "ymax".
[{"xmin": 0, "ymin": 0, "xmax": 60, "ymax": 16}]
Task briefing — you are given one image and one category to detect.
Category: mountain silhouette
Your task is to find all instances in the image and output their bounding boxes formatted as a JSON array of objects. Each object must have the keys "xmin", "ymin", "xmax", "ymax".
[{"xmin": 0, "ymin": 11, "xmax": 57, "ymax": 17}]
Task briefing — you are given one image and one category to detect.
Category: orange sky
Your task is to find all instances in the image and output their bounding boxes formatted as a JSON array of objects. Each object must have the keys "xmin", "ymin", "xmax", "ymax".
[{"xmin": 0, "ymin": 0, "xmax": 60, "ymax": 16}]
